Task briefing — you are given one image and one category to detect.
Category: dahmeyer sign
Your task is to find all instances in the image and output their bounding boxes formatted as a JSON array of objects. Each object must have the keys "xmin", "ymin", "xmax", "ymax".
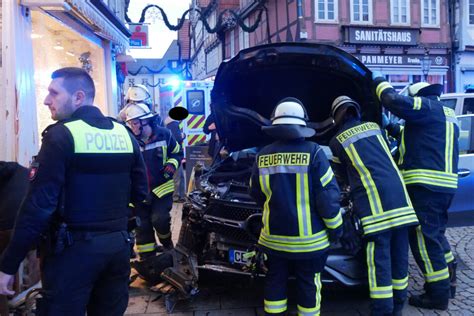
[
  {"xmin": 346, "ymin": 27, "xmax": 419, "ymax": 45},
  {"xmin": 355, "ymin": 54, "xmax": 447, "ymax": 67}
]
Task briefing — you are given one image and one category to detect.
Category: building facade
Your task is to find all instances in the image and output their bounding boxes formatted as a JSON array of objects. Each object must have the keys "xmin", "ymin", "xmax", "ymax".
[
  {"xmin": 190, "ymin": 0, "xmax": 452, "ymax": 91},
  {"xmin": 1, "ymin": 0, "xmax": 130, "ymax": 164},
  {"xmin": 451, "ymin": 0, "xmax": 474, "ymax": 93}
]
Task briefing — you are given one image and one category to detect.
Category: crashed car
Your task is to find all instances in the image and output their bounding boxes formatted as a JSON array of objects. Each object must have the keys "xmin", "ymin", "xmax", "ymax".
[{"xmin": 134, "ymin": 43, "xmax": 382, "ymax": 308}]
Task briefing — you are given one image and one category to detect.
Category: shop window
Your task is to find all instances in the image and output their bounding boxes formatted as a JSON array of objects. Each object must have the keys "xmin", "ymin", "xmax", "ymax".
[
  {"xmin": 391, "ymin": 0, "xmax": 410, "ymax": 25},
  {"xmin": 315, "ymin": 0, "xmax": 338, "ymax": 22},
  {"xmin": 31, "ymin": 11, "xmax": 107, "ymax": 137},
  {"xmin": 469, "ymin": 0, "xmax": 474, "ymax": 25},
  {"xmin": 421, "ymin": 0, "xmax": 439, "ymax": 27},
  {"xmin": 350, "ymin": 0, "xmax": 373, "ymax": 24}
]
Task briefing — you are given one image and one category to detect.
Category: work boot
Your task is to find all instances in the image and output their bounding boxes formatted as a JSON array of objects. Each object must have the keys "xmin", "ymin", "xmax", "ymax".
[
  {"xmin": 408, "ymin": 294, "xmax": 448, "ymax": 310},
  {"xmin": 448, "ymin": 260, "xmax": 457, "ymax": 299}
]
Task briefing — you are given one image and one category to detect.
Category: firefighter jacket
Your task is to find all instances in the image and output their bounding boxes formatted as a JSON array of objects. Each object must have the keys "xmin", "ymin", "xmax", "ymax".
[
  {"xmin": 329, "ymin": 118, "xmax": 418, "ymax": 237},
  {"xmin": 0, "ymin": 106, "xmax": 148, "ymax": 274},
  {"xmin": 249, "ymin": 139, "xmax": 343, "ymax": 259},
  {"xmin": 374, "ymin": 78, "xmax": 459, "ymax": 194},
  {"xmin": 140, "ymin": 125, "xmax": 182, "ymax": 198}
]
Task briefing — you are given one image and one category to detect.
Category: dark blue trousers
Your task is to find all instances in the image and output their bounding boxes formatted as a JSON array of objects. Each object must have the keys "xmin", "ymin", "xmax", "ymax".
[
  {"xmin": 264, "ymin": 253, "xmax": 327, "ymax": 316},
  {"xmin": 365, "ymin": 227, "xmax": 410, "ymax": 316},
  {"xmin": 37, "ymin": 231, "xmax": 131, "ymax": 316},
  {"xmin": 407, "ymin": 186, "xmax": 452, "ymax": 301}
]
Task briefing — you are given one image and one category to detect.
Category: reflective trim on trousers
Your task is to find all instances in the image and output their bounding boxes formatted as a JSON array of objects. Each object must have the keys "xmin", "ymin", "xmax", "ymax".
[
  {"xmin": 415, "ymin": 225, "xmax": 434, "ymax": 274},
  {"xmin": 392, "ymin": 276, "xmax": 409, "ymax": 290},
  {"xmin": 425, "ymin": 267, "xmax": 450, "ymax": 283},
  {"xmin": 264, "ymin": 299, "xmax": 287, "ymax": 314},
  {"xmin": 136, "ymin": 243, "xmax": 156, "ymax": 253}
]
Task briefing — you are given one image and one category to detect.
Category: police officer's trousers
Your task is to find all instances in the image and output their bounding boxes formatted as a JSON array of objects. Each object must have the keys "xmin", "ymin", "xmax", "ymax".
[
  {"xmin": 365, "ymin": 227, "xmax": 409, "ymax": 316},
  {"xmin": 407, "ymin": 185, "xmax": 453, "ymax": 301},
  {"xmin": 135, "ymin": 194, "xmax": 173, "ymax": 257},
  {"xmin": 264, "ymin": 253, "xmax": 327, "ymax": 316},
  {"xmin": 37, "ymin": 231, "xmax": 131, "ymax": 316}
]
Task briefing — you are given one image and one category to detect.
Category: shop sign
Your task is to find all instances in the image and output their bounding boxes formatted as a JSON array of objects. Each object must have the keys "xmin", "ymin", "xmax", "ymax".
[
  {"xmin": 129, "ymin": 23, "xmax": 149, "ymax": 47},
  {"xmin": 346, "ymin": 27, "xmax": 418, "ymax": 45},
  {"xmin": 355, "ymin": 54, "xmax": 447, "ymax": 67}
]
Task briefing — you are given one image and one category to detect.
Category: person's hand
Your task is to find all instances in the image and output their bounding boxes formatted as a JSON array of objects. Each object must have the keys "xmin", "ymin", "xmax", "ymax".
[
  {"xmin": 381, "ymin": 112, "xmax": 390, "ymax": 128},
  {"xmin": 162, "ymin": 164, "xmax": 176, "ymax": 179},
  {"xmin": 0, "ymin": 271, "xmax": 15, "ymax": 296},
  {"xmin": 208, "ymin": 123, "xmax": 216, "ymax": 131},
  {"xmin": 372, "ymin": 71, "xmax": 384, "ymax": 80}
]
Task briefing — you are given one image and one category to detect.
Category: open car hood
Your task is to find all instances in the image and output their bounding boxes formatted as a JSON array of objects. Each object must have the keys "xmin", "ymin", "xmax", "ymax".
[{"xmin": 211, "ymin": 43, "xmax": 380, "ymax": 151}]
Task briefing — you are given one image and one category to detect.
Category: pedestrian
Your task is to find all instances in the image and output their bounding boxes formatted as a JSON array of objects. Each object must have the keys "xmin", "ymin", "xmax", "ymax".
[
  {"xmin": 249, "ymin": 97, "xmax": 343, "ymax": 316},
  {"xmin": 164, "ymin": 116, "xmax": 186, "ymax": 203},
  {"xmin": 124, "ymin": 103, "xmax": 183, "ymax": 258},
  {"xmin": 0, "ymin": 67, "xmax": 148, "ymax": 315},
  {"xmin": 329, "ymin": 96, "xmax": 419, "ymax": 315},
  {"xmin": 373, "ymin": 75, "xmax": 459, "ymax": 310}
]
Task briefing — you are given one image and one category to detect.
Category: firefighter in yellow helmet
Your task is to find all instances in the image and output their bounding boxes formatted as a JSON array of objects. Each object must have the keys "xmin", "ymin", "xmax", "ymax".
[{"xmin": 249, "ymin": 97, "xmax": 343, "ymax": 316}]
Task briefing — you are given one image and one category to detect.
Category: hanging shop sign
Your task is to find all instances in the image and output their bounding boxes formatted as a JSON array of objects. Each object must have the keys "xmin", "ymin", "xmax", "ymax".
[
  {"xmin": 129, "ymin": 23, "xmax": 149, "ymax": 47},
  {"xmin": 346, "ymin": 27, "xmax": 419, "ymax": 45},
  {"xmin": 355, "ymin": 54, "xmax": 447, "ymax": 67}
]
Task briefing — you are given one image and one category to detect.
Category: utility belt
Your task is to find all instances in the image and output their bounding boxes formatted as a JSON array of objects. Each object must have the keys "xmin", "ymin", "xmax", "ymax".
[{"xmin": 39, "ymin": 217, "xmax": 138, "ymax": 256}]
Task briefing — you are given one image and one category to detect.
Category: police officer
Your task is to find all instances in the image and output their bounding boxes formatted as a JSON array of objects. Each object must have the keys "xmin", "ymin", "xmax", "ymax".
[
  {"xmin": 373, "ymin": 76, "xmax": 459, "ymax": 310},
  {"xmin": 249, "ymin": 97, "xmax": 343, "ymax": 316},
  {"xmin": 329, "ymin": 96, "xmax": 419, "ymax": 315},
  {"xmin": 124, "ymin": 103, "xmax": 182, "ymax": 258},
  {"xmin": 0, "ymin": 67, "xmax": 148, "ymax": 315}
]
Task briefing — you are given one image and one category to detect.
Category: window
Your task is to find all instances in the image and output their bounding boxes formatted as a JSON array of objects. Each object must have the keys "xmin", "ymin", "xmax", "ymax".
[
  {"xmin": 239, "ymin": 19, "xmax": 250, "ymax": 50},
  {"xmin": 391, "ymin": 0, "xmax": 410, "ymax": 25},
  {"xmin": 351, "ymin": 0, "xmax": 372, "ymax": 24},
  {"xmin": 463, "ymin": 98, "xmax": 474, "ymax": 115},
  {"xmin": 421, "ymin": 0, "xmax": 439, "ymax": 27},
  {"xmin": 315, "ymin": 0, "xmax": 338, "ymax": 22},
  {"xmin": 469, "ymin": 0, "xmax": 474, "ymax": 25},
  {"xmin": 457, "ymin": 115, "xmax": 474, "ymax": 154},
  {"xmin": 442, "ymin": 99, "xmax": 457, "ymax": 110},
  {"xmin": 230, "ymin": 30, "xmax": 235, "ymax": 57}
]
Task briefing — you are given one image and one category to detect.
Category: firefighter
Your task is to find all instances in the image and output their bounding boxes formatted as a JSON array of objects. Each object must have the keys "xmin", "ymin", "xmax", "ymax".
[
  {"xmin": 249, "ymin": 97, "xmax": 343, "ymax": 316},
  {"xmin": 119, "ymin": 84, "xmax": 163, "ymax": 126},
  {"xmin": 329, "ymin": 96, "xmax": 419, "ymax": 315},
  {"xmin": 124, "ymin": 103, "xmax": 182, "ymax": 258},
  {"xmin": 373, "ymin": 76, "xmax": 459, "ymax": 310},
  {"xmin": 0, "ymin": 67, "xmax": 148, "ymax": 315}
]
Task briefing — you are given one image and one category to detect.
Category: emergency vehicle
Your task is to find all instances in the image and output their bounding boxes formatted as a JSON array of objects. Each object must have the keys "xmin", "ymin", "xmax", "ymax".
[{"xmin": 159, "ymin": 80, "xmax": 214, "ymax": 148}]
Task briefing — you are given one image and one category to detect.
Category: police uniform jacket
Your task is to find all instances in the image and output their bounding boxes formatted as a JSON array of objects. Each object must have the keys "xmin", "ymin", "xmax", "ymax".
[
  {"xmin": 329, "ymin": 118, "xmax": 418, "ymax": 237},
  {"xmin": 249, "ymin": 139, "xmax": 343, "ymax": 259},
  {"xmin": 374, "ymin": 78, "xmax": 459, "ymax": 194},
  {"xmin": 0, "ymin": 106, "xmax": 148, "ymax": 275},
  {"xmin": 140, "ymin": 125, "xmax": 182, "ymax": 198}
]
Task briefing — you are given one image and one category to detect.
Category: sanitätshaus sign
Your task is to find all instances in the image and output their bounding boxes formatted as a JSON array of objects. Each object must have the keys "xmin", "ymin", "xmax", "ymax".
[{"xmin": 346, "ymin": 27, "xmax": 419, "ymax": 45}]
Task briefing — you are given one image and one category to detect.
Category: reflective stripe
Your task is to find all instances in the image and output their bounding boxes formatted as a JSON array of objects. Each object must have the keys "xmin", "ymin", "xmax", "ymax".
[
  {"xmin": 259, "ymin": 229, "xmax": 327, "ymax": 245},
  {"xmin": 142, "ymin": 140, "xmax": 167, "ymax": 151},
  {"xmin": 64, "ymin": 121, "xmax": 133, "ymax": 154},
  {"xmin": 413, "ymin": 97, "xmax": 422, "ymax": 110},
  {"xmin": 363, "ymin": 214, "xmax": 419, "ymax": 235},
  {"xmin": 445, "ymin": 116, "xmax": 459, "ymax": 125},
  {"xmin": 331, "ymin": 156, "xmax": 341, "ymax": 164},
  {"xmin": 416, "ymin": 225, "xmax": 433, "ymax": 274},
  {"xmin": 259, "ymin": 165, "xmax": 307, "ymax": 175},
  {"xmin": 375, "ymin": 135, "xmax": 412, "ymax": 207},
  {"xmin": 171, "ymin": 143, "xmax": 181, "ymax": 154},
  {"xmin": 346, "ymin": 144, "xmax": 383, "ymax": 215},
  {"xmin": 264, "ymin": 299, "xmax": 287, "ymax": 314},
  {"xmin": 152, "ymin": 180, "xmax": 175, "ymax": 198},
  {"xmin": 136, "ymin": 243, "xmax": 156, "ymax": 253},
  {"xmin": 445, "ymin": 251, "xmax": 455, "ymax": 263},
  {"xmin": 298, "ymin": 302, "xmax": 320, "ymax": 316},
  {"xmin": 402, "ymin": 169, "xmax": 458, "ymax": 189},
  {"xmin": 398, "ymin": 128, "xmax": 406, "ymax": 165},
  {"xmin": 341, "ymin": 129, "xmax": 381, "ymax": 148},
  {"xmin": 320, "ymin": 167, "xmax": 334, "ymax": 187},
  {"xmin": 167, "ymin": 158, "xmax": 179, "ymax": 169},
  {"xmin": 259, "ymin": 174, "xmax": 272, "ymax": 234},
  {"xmin": 296, "ymin": 173, "xmax": 310, "ymax": 236},
  {"xmin": 322, "ymin": 210, "xmax": 343, "ymax": 229},
  {"xmin": 425, "ymin": 267, "xmax": 450, "ymax": 283},
  {"xmin": 258, "ymin": 237, "xmax": 330, "ymax": 253},
  {"xmin": 303, "ymin": 174, "xmax": 312, "ymax": 235},
  {"xmin": 360, "ymin": 207, "xmax": 415, "ymax": 226},
  {"xmin": 392, "ymin": 276, "xmax": 408, "ymax": 290},
  {"xmin": 376, "ymin": 81, "xmax": 393, "ymax": 99},
  {"xmin": 370, "ymin": 286, "xmax": 393, "ymax": 299},
  {"xmin": 445, "ymin": 122, "xmax": 454, "ymax": 174}
]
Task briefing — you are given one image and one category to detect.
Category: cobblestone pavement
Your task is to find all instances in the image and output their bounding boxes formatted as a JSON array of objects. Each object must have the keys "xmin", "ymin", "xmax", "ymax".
[{"xmin": 125, "ymin": 204, "xmax": 474, "ymax": 316}]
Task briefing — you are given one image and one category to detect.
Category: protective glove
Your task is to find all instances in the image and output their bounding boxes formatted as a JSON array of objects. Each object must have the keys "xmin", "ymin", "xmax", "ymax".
[
  {"xmin": 162, "ymin": 164, "xmax": 176, "ymax": 179},
  {"xmin": 371, "ymin": 71, "xmax": 384, "ymax": 80},
  {"xmin": 340, "ymin": 214, "xmax": 361, "ymax": 255},
  {"xmin": 381, "ymin": 112, "xmax": 390, "ymax": 129},
  {"xmin": 327, "ymin": 227, "xmax": 343, "ymax": 244}
]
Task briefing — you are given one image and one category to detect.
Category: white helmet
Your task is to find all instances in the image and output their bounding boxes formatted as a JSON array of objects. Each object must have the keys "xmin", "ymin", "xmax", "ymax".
[
  {"xmin": 125, "ymin": 84, "xmax": 151, "ymax": 103},
  {"xmin": 271, "ymin": 97, "xmax": 308, "ymax": 126},
  {"xmin": 408, "ymin": 82, "xmax": 430, "ymax": 97},
  {"xmin": 408, "ymin": 82, "xmax": 443, "ymax": 97},
  {"xmin": 124, "ymin": 102, "xmax": 155, "ymax": 122}
]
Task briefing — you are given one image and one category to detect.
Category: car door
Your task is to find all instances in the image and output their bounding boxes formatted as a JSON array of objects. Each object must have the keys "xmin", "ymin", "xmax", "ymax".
[{"xmin": 449, "ymin": 114, "xmax": 474, "ymax": 214}]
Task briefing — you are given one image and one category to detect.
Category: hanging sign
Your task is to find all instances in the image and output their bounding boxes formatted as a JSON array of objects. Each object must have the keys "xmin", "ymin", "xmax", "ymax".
[{"xmin": 129, "ymin": 23, "xmax": 149, "ymax": 48}]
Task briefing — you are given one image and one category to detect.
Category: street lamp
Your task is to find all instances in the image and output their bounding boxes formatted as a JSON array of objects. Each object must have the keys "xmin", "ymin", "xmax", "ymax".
[{"xmin": 420, "ymin": 54, "xmax": 432, "ymax": 82}]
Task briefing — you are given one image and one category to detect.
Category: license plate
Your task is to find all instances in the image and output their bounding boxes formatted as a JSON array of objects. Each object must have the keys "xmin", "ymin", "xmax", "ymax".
[{"xmin": 229, "ymin": 249, "xmax": 248, "ymax": 264}]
